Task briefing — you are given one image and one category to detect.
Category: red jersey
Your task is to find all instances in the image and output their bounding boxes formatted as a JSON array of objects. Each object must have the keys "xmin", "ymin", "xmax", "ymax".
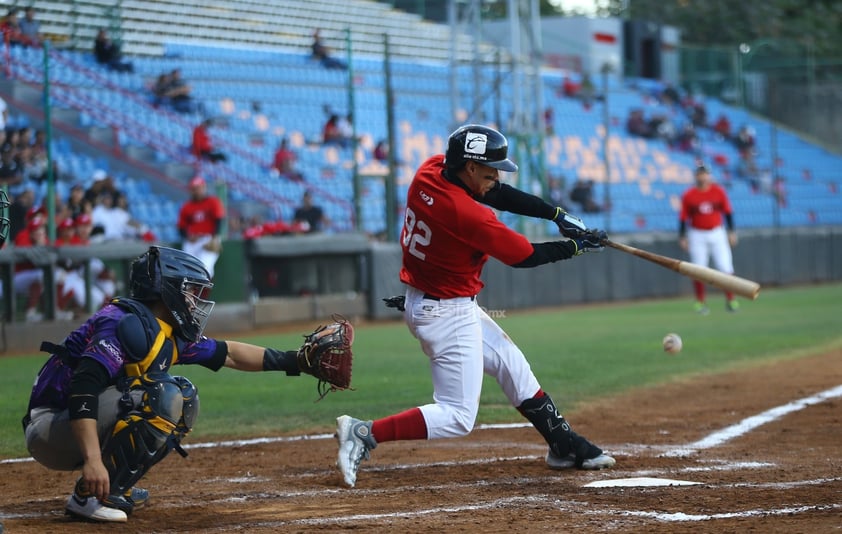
[
  {"xmin": 192, "ymin": 125, "xmax": 212, "ymax": 157},
  {"xmin": 178, "ymin": 196, "xmax": 225, "ymax": 237},
  {"xmin": 399, "ymin": 155, "xmax": 533, "ymax": 298},
  {"xmin": 679, "ymin": 184, "xmax": 732, "ymax": 230}
]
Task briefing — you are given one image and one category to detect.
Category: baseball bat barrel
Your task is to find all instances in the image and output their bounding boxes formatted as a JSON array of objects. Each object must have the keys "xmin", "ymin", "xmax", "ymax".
[{"xmin": 602, "ymin": 239, "xmax": 760, "ymax": 300}]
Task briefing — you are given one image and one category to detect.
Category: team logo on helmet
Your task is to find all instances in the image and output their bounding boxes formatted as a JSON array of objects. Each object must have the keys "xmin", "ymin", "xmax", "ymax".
[{"xmin": 464, "ymin": 132, "xmax": 488, "ymax": 157}]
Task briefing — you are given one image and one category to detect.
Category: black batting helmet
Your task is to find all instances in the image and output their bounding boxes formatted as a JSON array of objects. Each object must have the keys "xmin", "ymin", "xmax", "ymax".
[
  {"xmin": 0, "ymin": 189, "xmax": 9, "ymax": 248},
  {"xmin": 444, "ymin": 124, "xmax": 518, "ymax": 172},
  {"xmin": 130, "ymin": 246, "xmax": 215, "ymax": 342}
]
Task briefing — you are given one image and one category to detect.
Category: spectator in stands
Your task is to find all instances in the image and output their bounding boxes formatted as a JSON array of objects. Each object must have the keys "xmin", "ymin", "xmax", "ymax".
[
  {"xmin": 162, "ymin": 68, "xmax": 195, "ymax": 113},
  {"xmin": 271, "ymin": 137, "xmax": 303, "ymax": 181},
  {"xmin": 192, "ymin": 119, "xmax": 227, "ymax": 163},
  {"xmin": 560, "ymin": 76, "xmax": 580, "ymax": 98},
  {"xmin": 0, "ymin": 145, "xmax": 23, "ymax": 189},
  {"xmin": 91, "ymin": 191, "xmax": 145, "ymax": 241},
  {"xmin": 93, "ymin": 28, "xmax": 134, "ymax": 73},
  {"xmin": 712, "ymin": 113, "xmax": 732, "ymax": 141},
  {"xmin": 336, "ymin": 113, "xmax": 354, "ymax": 147},
  {"xmin": 84, "ymin": 169, "xmax": 117, "ymax": 207},
  {"xmin": 0, "ymin": 95, "xmax": 7, "ymax": 132},
  {"xmin": 569, "ymin": 179, "xmax": 603, "ymax": 213},
  {"xmin": 66, "ymin": 183, "xmax": 92, "ymax": 221},
  {"xmin": 12, "ymin": 214, "xmax": 48, "ymax": 322},
  {"xmin": 1, "ymin": 8, "xmax": 32, "ymax": 48},
  {"xmin": 675, "ymin": 123, "xmax": 700, "ymax": 155},
  {"xmin": 311, "ymin": 29, "xmax": 347, "ymax": 70},
  {"xmin": 579, "ymin": 73, "xmax": 596, "ymax": 109},
  {"xmin": 18, "ymin": 7, "xmax": 42, "ymax": 47},
  {"xmin": 733, "ymin": 125, "xmax": 755, "ymax": 157},
  {"xmin": 293, "ymin": 190, "xmax": 327, "ymax": 233},
  {"xmin": 178, "ymin": 176, "xmax": 225, "ymax": 278},
  {"xmin": 626, "ymin": 109, "xmax": 653, "ymax": 139},
  {"xmin": 373, "ymin": 139, "xmax": 389, "ymax": 163},
  {"xmin": 150, "ymin": 73, "xmax": 170, "ymax": 108},
  {"xmin": 660, "ymin": 83, "xmax": 681, "ymax": 106},
  {"xmin": 8, "ymin": 187, "xmax": 34, "ymax": 242},
  {"xmin": 690, "ymin": 103, "xmax": 707, "ymax": 129},
  {"xmin": 54, "ymin": 216, "xmax": 117, "ymax": 318},
  {"xmin": 322, "ymin": 114, "xmax": 344, "ymax": 147}
]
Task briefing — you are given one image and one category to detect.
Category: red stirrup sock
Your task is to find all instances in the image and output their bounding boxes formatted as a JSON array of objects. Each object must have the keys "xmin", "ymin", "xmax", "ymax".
[{"xmin": 372, "ymin": 408, "xmax": 428, "ymax": 442}]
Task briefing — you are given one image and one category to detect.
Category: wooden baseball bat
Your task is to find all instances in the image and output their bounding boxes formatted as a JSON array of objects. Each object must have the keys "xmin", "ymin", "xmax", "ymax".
[{"xmin": 602, "ymin": 239, "xmax": 761, "ymax": 300}]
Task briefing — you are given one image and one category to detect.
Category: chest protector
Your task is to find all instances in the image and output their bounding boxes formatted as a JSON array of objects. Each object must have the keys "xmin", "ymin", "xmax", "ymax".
[{"xmin": 111, "ymin": 297, "xmax": 179, "ymax": 381}]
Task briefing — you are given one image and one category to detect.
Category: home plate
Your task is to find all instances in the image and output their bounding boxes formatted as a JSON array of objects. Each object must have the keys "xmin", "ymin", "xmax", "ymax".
[{"xmin": 584, "ymin": 477, "xmax": 701, "ymax": 488}]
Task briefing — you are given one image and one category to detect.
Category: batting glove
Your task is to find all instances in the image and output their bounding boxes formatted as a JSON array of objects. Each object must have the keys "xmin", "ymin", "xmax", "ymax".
[
  {"xmin": 572, "ymin": 229, "xmax": 607, "ymax": 255},
  {"xmin": 553, "ymin": 207, "xmax": 588, "ymax": 238}
]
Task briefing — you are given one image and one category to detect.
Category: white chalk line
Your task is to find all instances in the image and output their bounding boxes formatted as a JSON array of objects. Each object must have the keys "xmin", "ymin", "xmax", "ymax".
[
  {"xmin": 614, "ymin": 504, "xmax": 842, "ymax": 522},
  {"xmin": 5, "ymin": 383, "xmax": 839, "ymax": 466},
  {"xmin": 663, "ymin": 383, "xmax": 842, "ymax": 457},
  {"xmin": 3, "ymin": 385, "xmax": 840, "ymax": 526}
]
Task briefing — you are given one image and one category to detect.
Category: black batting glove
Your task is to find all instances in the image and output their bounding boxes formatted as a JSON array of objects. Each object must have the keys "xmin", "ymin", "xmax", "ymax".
[
  {"xmin": 553, "ymin": 207, "xmax": 588, "ymax": 238},
  {"xmin": 571, "ymin": 229, "xmax": 607, "ymax": 255}
]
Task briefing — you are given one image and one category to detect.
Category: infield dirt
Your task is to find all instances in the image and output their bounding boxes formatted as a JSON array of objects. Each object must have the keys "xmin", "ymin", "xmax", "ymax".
[{"xmin": 2, "ymin": 348, "xmax": 840, "ymax": 533}]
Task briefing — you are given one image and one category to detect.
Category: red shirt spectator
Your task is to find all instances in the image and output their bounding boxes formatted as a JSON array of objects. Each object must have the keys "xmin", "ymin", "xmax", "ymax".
[
  {"xmin": 178, "ymin": 176, "xmax": 225, "ymax": 239},
  {"xmin": 192, "ymin": 119, "xmax": 226, "ymax": 163}
]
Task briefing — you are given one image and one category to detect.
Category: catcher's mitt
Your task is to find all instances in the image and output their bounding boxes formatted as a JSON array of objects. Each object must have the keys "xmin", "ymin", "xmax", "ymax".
[{"xmin": 297, "ymin": 315, "xmax": 354, "ymax": 401}]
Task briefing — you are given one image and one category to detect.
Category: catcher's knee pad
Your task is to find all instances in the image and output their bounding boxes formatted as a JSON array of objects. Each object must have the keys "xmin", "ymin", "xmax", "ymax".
[
  {"xmin": 172, "ymin": 375, "xmax": 199, "ymax": 439},
  {"xmin": 104, "ymin": 373, "xmax": 185, "ymax": 495}
]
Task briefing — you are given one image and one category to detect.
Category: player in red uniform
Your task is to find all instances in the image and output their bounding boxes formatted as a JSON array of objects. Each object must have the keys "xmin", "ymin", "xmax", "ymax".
[
  {"xmin": 335, "ymin": 124, "xmax": 615, "ymax": 488},
  {"xmin": 177, "ymin": 176, "xmax": 225, "ymax": 278},
  {"xmin": 679, "ymin": 165, "xmax": 739, "ymax": 314}
]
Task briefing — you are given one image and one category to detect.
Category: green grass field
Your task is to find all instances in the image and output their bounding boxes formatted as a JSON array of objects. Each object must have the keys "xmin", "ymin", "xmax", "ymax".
[{"xmin": 2, "ymin": 283, "xmax": 840, "ymax": 459}]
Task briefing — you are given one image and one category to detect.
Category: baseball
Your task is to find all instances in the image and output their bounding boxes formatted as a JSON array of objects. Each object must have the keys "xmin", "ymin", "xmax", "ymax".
[{"xmin": 662, "ymin": 333, "xmax": 682, "ymax": 354}]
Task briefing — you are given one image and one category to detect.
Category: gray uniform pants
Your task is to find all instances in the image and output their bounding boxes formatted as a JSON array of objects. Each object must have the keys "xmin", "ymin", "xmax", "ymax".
[{"xmin": 24, "ymin": 386, "xmax": 141, "ymax": 471}]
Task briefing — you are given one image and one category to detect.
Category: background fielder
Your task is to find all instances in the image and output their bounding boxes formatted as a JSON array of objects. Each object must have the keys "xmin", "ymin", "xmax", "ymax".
[
  {"xmin": 679, "ymin": 165, "xmax": 739, "ymax": 314},
  {"xmin": 335, "ymin": 124, "xmax": 614, "ymax": 488}
]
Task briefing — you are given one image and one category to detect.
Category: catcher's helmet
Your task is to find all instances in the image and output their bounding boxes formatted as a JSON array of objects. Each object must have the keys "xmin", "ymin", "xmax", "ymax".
[
  {"xmin": 130, "ymin": 246, "xmax": 215, "ymax": 342},
  {"xmin": 444, "ymin": 124, "xmax": 517, "ymax": 172},
  {"xmin": 0, "ymin": 189, "xmax": 9, "ymax": 248}
]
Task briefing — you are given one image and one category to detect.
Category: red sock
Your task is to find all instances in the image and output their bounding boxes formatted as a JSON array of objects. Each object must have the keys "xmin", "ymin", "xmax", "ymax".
[
  {"xmin": 725, "ymin": 291, "xmax": 734, "ymax": 301},
  {"xmin": 693, "ymin": 281, "xmax": 705, "ymax": 302},
  {"xmin": 371, "ymin": 408, "xmax": 427, "ymax": 443}
]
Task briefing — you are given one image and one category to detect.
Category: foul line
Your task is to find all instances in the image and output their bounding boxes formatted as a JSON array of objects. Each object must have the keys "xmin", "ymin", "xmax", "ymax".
[
  {"xmin": 3, "ymin": 384, "xmax": 840, "ymax": 465},
  {"xmin": 663, "ymin": 384, "xmax": 842, "ymax": 457}
]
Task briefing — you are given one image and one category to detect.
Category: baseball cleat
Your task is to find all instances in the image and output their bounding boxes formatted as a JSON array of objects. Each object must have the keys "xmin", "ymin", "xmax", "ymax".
[
  {"xmin": 693, "ymin": 302, "xmax": 710, "ymax": 315},
  {"xmin": 336, "ymin": 415, "xmax": 377, "ymax": 487},
  {"xmin": 65, "ymin": 492, "xmax": 128, "ymax": 523},
  {"xmin": 726, "ymin": 300, "xmax": 740, "ymax": 312},
  {"xmin": 126, "ymin": 487, "xmax": 149, "ymax": 508},
  {"xmin": 546, "ymin": 449, "xmax": 616, "ymax": 470}
]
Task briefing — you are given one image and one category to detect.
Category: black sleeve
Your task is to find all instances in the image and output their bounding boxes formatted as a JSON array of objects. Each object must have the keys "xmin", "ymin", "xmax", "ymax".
[
  {"xmin": 511, "ymin": 241, "xmax": 578, "ymax": 268},
  {"xmin": 679, "ymin": 220, "xmax": 687, "ymax": 238},
  {"xmin": 68, "ymin": 358, "xmax": 111, "ymax": 420},
  {"xmin": 724, "ymin": 213, "xmax": 734, "ymax": 231},
  {"xmin": 480, "ymin": 183, "xmax": 557, "ymax": 220},
  {"xmin": 204, "ymin": 340, "xmax": 229, "ymax": 372}
]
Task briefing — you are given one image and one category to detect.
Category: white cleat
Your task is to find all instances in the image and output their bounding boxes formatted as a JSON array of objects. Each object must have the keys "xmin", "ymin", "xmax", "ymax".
[
  {"xmin": 336, "ymin": 415, "xmax": 377, "ymax": 487},
  {"xmin": 65, "ymin": 493, "xmax": 128, "ymax": 522}
]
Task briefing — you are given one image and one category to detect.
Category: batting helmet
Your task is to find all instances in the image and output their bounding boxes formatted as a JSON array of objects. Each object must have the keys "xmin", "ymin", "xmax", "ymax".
[
  {"xmin": 0, "ymin": 189, "xmax": 9, "ymax": 248},
  {"xmin": 444, "ymin": 124, "xmax": 518, "ymax": 173},
  {"xmin": 130, "ymin": 246, "xmax": 215, "ymax": 342}
]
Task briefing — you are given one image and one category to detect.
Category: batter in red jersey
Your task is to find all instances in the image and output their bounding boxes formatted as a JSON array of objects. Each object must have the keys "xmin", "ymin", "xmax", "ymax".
[
  {"xmin": 177, "ymin": 176, "xmax": 225, "ymax": 278},
  {"xmin": 679, "ymin": 165, "xmax": 739, "ymax": 314},
  {"xmin": 335, "ymin": 124, "xmax": 615, "ymax": 488}
]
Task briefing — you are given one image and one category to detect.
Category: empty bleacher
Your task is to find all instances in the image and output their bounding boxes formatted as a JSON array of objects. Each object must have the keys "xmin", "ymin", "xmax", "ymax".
[{"xmin": 5, "ymin": 1, "xmax": 841, "ymax": 239}]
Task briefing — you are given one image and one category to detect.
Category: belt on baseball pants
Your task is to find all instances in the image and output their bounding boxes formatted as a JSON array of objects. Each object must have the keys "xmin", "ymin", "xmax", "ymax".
[{"xmin": 422, "ymin": 293, "xmax": 476, "ymax": 301}]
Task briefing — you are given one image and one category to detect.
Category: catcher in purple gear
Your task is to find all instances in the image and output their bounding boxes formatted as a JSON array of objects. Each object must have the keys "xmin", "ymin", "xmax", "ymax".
[{"xmin": 23, "ymin": 245, "xmax": 353, "ymax": 523}]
